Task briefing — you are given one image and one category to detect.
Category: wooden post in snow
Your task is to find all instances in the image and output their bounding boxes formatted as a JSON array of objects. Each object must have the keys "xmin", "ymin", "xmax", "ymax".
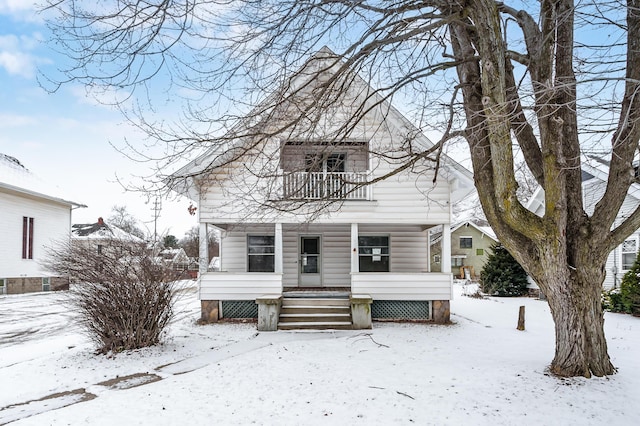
[{"xmin": 517, "ymin": 306, "xmax": 525, "ymax": 331}]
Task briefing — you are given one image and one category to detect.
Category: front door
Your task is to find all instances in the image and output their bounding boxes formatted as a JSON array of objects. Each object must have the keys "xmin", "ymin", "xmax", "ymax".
[{"xmin": 299, "ymin": 236, "xmax": 322, "ymax": 287}]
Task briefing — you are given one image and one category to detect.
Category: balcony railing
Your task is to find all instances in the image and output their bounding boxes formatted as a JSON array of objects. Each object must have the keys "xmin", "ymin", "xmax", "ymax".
[{"xmin": 283, "ymin": 172, "xmax": 369, "ymax": 200}]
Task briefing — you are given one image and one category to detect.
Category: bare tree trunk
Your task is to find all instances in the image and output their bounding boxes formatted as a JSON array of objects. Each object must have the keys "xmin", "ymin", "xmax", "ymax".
[{"xmin": 535, "ymin": 259, "xmax": 615, "ymax": 377}]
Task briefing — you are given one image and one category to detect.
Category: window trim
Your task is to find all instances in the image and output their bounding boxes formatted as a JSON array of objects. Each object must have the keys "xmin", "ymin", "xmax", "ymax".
[
  {"xmin": 358, "ymin": 234, "xmax": 390, "ymax": 272},
  {"xmin": 459, "ymin": 236, "xmax": 472, "ymax": 249},
  {"xmin": 246, "ymin": 235, "xmax": 275, "ymax": 273},
  {"xmin": 621, "ymin": 236, "xmax": 639, "ymax": 271},
  {"xmin": 22, "ymin": 217, "xmax": 34, "ymax": 259}
]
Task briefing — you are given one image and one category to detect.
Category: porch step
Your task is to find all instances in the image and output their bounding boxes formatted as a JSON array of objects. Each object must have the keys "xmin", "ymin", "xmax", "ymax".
[
  {"xmin": 281, "ymin": 297, "xmax": 350, "ymax": 307},
  {"xmin": 278, "ymin": 297, "xmax": 353, "ymax": 330},
  {"xmin": 278, "ymin": 321, "xmax": 353, "ymax": 330}
]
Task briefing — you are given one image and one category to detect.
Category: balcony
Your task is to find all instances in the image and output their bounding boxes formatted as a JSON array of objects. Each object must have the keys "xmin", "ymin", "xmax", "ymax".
[{"xmin": 282, "ymin": 172, "xmax": 369, "ymax": 200}]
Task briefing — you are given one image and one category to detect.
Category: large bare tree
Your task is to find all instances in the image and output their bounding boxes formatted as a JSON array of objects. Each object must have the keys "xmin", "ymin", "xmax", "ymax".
[{"xmin": 42, "ymin": 0, "xmax": 640, "ymax": 377}]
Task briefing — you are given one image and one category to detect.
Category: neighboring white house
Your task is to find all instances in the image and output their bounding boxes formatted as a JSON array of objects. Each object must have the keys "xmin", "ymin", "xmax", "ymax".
[
  {"xmin": 169, "ymin": 48, "xmax": 474, "ymax": 328},
  {"xmin": 157, "ymin": 248, "xmax": 191, "ymax": 271},
  {"xmin": 72, "ymin": 217, "xmax": 146, "ymax": 254},
  {"xmin": 0, "ymin": 154, "xmax": 85, "ymax": 294},
  {"xmin": 527, "ymin": 155, "xmax": 640, "ymax": 290}
]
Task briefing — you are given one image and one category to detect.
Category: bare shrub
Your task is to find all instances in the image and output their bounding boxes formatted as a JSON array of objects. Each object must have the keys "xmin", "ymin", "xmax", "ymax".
[{"xmin": 44, "ymin": 238, "xmax": 183, "ymax": 354}]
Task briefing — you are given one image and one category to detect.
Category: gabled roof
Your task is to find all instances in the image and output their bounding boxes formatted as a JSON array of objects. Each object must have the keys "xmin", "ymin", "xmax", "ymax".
[
  {"xmin": 72, "ymin": 217, "xmax": 145, "ymax": 242},
  {"xmin": 526, "ymin": 154, "xmax": 640, "ymax": 216},
  {"xmin": 451, "ymin": 221, "xmax": 498, "ymax": 241},
  {"xmin": 168, "ymin": 48, "xmax": 473, "ymax": 201},
  {"xmin": 0, "ymin": 153, "xmax": 85, "ymax": 208},
  {"xmin": 429, "ymin": 220, "xmax": 499, "ymax": 245}
]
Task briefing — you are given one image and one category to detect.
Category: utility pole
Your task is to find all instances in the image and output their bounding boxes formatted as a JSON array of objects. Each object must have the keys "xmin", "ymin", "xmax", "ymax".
[{"xmin": 152, "ymin": 196, "xmax": 162, "ymax": 247}]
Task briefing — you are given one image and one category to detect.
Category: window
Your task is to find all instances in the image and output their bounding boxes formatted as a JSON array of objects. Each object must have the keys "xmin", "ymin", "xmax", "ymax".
[
  {"xmin": 42, "ymin": 277, "xmax": 50, "ymax": 292},
  {"xmin": 0, "ymin": 278, "xmax": 6, "ymax": 295},
  {"xmin": 433, "ymin": 254, "xmax": 441, "ymax": 264},
  {"xmin": 247, "ymin": 236, "xmax": 275, "ymax": 272},
  {"xmin": 22, "ymin": 217, "xmax": 34, "ymax": 259},
  {"xmin": 358, "ymin": 236, "xmax": 389, "ymax": 272},
  {"xmin": 476, "ymin": 248, "xmax": 484, "ymax": 256},
  {"xmin": 452, "ymin": 257, "xmax": 465, "ymax": 267},
  {"xmin": 622, "ymin": 238, "xmax": 638, "ymax": 271},
  {"xmin": 97, "ymin": 244, "xmax": 103, "ymax": 255},
  {"xmin": 305, "ymin": 153, "xmax": 346, "ymax": 173},
  {"xmin": 460, "ymin": 236, "xmax": 472, "ymax": 249}
]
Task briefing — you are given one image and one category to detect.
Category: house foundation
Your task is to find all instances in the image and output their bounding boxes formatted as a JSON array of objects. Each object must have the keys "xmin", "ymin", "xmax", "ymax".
[
  {"xmin": 432, "ymin": 300, "xmax": 450, "ymax": 324},
  {"xmin": 200, "ymin": 300, "xmax": 220, "ymax": 323}
]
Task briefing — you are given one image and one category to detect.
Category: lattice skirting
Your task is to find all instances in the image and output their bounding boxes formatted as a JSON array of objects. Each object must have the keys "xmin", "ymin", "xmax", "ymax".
[
  {"xmin": 221, "ymin": 301, "xmax": 258, "ymax": 318},
  {"xmin": 371, "ymin": 300, "xmax": 431, "ymax": 320}
]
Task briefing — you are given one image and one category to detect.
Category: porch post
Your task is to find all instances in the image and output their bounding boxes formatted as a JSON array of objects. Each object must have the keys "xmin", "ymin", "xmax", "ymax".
[
  {"xmin": 351, "ymin": 223, "xmax": 359, "ymax": 273},
  {"xmin": 199, "ymin": 222, "xmax": 209, "ymax": 274},
  {"xmin": 442, "ymin": 223, "xmax": 451, "ymax": 274},
  {"xmin": 426, "ymin": 227, "xmax": 431, "ymax": 272},
  {"xmin": 274, "ymin": 223, "xmax": 283, "ymax": 274}
]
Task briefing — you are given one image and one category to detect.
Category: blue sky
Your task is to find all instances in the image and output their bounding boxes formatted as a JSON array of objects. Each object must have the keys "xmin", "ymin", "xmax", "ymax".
[{"xmin": 0, "ymin": 2, "xmax": 196, "ymax": 238}]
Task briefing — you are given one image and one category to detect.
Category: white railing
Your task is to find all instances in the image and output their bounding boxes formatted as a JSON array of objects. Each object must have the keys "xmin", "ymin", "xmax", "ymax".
[{"xmin": 282, "ymin": 172, "xmax": 369, "ymax": 200}]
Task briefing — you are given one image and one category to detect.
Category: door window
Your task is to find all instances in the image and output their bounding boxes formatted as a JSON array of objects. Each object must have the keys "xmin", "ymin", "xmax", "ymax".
[{"xmin": 301, "ymin": 237, "xmax": 320, "ymax": 274}]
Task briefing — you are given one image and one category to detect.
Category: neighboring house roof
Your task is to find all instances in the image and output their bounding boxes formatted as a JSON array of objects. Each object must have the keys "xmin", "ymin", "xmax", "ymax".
[
  {"xmin": 451, "ymin": 221, "xmax": 498, "ymax": 241},
  {"xmin": 430, "ymin": 220, "xmax": 498, "ymax": 246},
  {"xmin": 168, "ymin": 47, "xmax": 474, "ymax": 202},
  {"xmin": 72, "ymin": 217, "xmax": 145, "ymax": 243},
  {"xmin": 159, "ymin": 248, "xmax": 189, "ymax": 262},
  {"xmin": 526, "ymin": 154, "xmax": 640, "ymax": 218},
  {"xmin": 0, "ymin": 153, "xmax": 85, "ymax": 208}
]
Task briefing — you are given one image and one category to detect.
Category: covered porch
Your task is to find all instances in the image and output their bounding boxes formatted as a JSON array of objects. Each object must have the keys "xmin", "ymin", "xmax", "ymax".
[{"xmin": 197, "ymin": 222, "xmax": 453, "ymax": 324}]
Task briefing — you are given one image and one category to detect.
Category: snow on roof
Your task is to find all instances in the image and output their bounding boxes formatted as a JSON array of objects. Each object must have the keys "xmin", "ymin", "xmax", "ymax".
[
  {"xmin": 72, "ymin": 217, "xmax": 145, "ymax": 242},
  {"xmin": 0, "ymin": 153, "xmax": 85, "ymax": 207}
]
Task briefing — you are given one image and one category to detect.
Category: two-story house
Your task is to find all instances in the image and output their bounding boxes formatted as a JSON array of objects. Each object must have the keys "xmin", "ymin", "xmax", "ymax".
[
  {"xmin": 527, "ymin": 155, "xmax": 640, "ymax": 290},
  {"xmin": 0, "ymin": 154, "xmax": 85, "ymax": 294},
  {"xmin": 169, "ymin": 48, "xmax": 474, "ymax": 329},
  {"xmin": 430, "ymin": 221, "xmax": 498, "ymax": 280}
]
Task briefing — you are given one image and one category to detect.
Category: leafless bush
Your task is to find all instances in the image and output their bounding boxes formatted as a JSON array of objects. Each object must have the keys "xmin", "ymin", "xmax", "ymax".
[{"xmin": 44, "ymin": 238, "xmax": 183, "ymax": 354}]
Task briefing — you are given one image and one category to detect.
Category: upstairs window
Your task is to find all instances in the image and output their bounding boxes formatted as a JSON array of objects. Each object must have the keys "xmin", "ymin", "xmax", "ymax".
[
  {"xmin": 622, "ymin": 238, "xmax": 638, "ymax": 271},
  {"xmin": 459, "ymin": 236, "xmax": 472, "ymax": 249},
  {"xmin": 22, "ymin": 217, "xmax": 34, "ymax": 259},
  {"xmin": 305, "ymin": 153, "xmax": 346, "ymax": 173},
  {"xmin": 247, "ymin": 235, "xmax": 275, "ymax": 272}
]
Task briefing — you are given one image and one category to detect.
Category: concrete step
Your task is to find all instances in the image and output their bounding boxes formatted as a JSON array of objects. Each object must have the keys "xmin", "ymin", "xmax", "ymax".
[
  {"xmin": 280, "ymin": 306, "xmax": 350, "ymax": 315},
  {"xmin": 278, "ymin": 297, "xmax": 353, "ymax": 330},
  {"xmin": 281, "ymin": 297, "xmax": 350, "ymax": 307},
  {"xmin": 279, "ymin": 313, "xmax": 352, "ymax": 323},
  {"xmin": 278, "ymin": 321, "xmax": 353, "ymax": 330}
]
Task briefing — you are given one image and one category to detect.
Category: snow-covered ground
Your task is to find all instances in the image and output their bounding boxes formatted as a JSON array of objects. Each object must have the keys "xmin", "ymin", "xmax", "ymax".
[{"xmin": 1, "ymin": 282, "xmax": 638, "ymax": 425}]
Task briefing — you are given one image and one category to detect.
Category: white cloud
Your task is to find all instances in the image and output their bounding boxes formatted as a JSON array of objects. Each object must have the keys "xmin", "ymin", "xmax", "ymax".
[
  {"xmin": 0, "ymin": 113, "xmax": 37, "ymax": 128},
  {"xmin": 0, "ymin": 0, "xmax": 40, "ymax": 23},
  {"xmin": 0, "ymin": 33, "xmax": 49, "ymax": 78}
]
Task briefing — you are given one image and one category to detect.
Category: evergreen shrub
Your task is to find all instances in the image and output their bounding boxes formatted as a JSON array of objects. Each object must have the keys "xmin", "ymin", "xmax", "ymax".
[{"xmin": 480, "ymin": 243, "xmax": 529, "ymax": 297}]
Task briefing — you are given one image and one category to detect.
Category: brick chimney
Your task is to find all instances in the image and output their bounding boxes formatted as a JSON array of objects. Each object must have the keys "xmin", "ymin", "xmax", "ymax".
[{"xmin": 98, "ymin": 217, "xmax": 104, "ymax": 225}]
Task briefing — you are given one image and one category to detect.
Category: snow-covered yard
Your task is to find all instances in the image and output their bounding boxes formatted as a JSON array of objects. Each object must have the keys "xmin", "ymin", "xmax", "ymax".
[{"xmin": 1, "ymin": 282, "xmax": 638, "ymax": 425}]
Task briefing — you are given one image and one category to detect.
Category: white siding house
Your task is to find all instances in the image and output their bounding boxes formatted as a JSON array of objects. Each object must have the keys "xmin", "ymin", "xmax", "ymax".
[
  {"xmin": 527, "ymin": 155, "xmax": 640, "ymax": 290},
  {"xmin": 169, "ymin": 49, "xmax": 474, "ymax": 326},
  {"xmin": 0, "ymin": 154, "xmax": 85, "ymax": 294}
]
